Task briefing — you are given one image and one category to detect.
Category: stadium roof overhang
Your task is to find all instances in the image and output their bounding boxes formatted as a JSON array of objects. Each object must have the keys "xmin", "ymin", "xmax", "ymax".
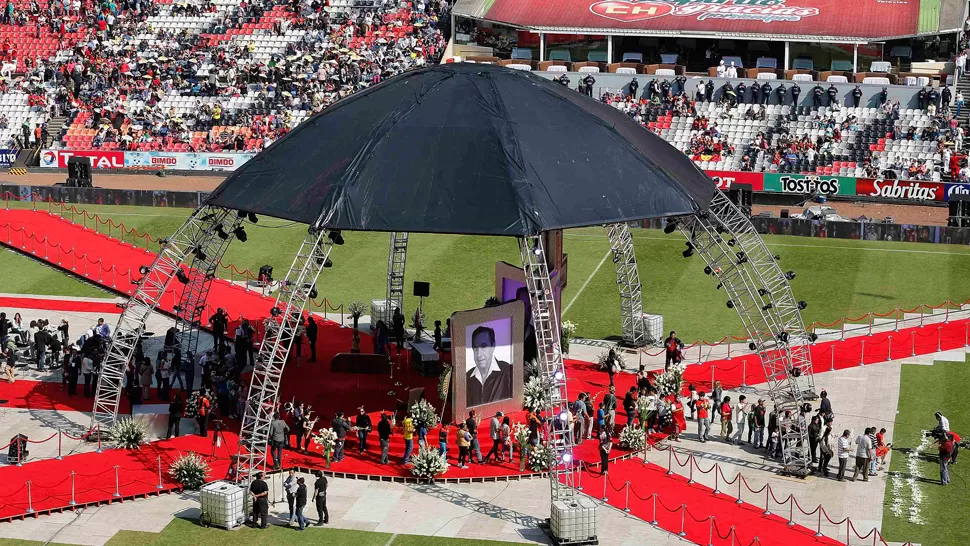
[{"xmin": 453, "ymin": 0, "xmax": 951, "ymax": 44}]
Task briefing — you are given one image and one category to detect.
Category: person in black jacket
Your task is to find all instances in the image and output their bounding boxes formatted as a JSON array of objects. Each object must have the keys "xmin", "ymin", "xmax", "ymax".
[
  {"xmin": 295, "ymin": 477, "xmax": 308, "ymax": 530},
  {"xmin": 355, "ymin": 406, "xmax": 373, "ymax": 453},
  {"xmin": 627, "ymin": 77, "xmax": 639, "ymax": 99},
  {"xmin": 761, "ymin": 81, "xmax": 772, "ymax": 105},
  {"xmin": 852, "ymin": 85, "xmax": 863, "ymax": 107},
  {"xmin": 312, "ymin": 470, "xmax": 329, "ymax": 526},
  {"xmin": 879, "ymin": 86, "xmax": 888, "ymax": 105},
  {"xmin": 582, "ymin": 73, "xmax": 596, "ymax": 97},
  {"xmin": 775, "ymin": 82, "xmax": 787, "ymax": 105},
  {"xmin": 826, "ymin": 84, "xmax": 839, "ymax": 106},
  {"xmin": 306, "ymin": 315, "xmax": 318, "ymax": 362},
  {"xmin": 210, "ymin": 308, "xmax": 228, "ymax": 352},
  {"xmin": 735, "ymin": 81, "xmax": 746, "ymax": 104},
  {"xmin": 791, "ymin": 82, "xmax": 801, "ymax": 106},
  {"xmin": 166, "ymin": 394, "xmax": 184, "ymax": 439},
  {"xmin": 812, "ymin": 84, "xmax": 823, "ymax": 107},
  {"xmin": 750, "ymin": 81, "xmax": 760, "ymax": 105},
  {"xmin": 392, "ymin": 308, "xmax": 406, "ymax": 351},
  {"xmin": 942, "ymin": 85, "xmax": 952, "ymax": 113},
  {"xmin": 34, "ymin": 327, "xmax": 50, "ymax": 370},
  {"xmin": 377, "ymin": 412, "xmax": 392, "ymax": 464},
  {"xmin": 918, "ymin": 87, "xmax": 928, "ymax": 109},
  {"xmin": 706, "ymin": 80, "xmax": 715, "ymax": 102}
]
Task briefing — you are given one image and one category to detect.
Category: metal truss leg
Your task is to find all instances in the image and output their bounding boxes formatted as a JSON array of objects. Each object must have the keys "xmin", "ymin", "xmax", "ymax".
[
  {"xmin": 90, "ymin": 206, "xmax": 235, "ymax": 430},
  {"xmin": 173, "ymin": 213, "xmax": 246, "ymax": 356},
  {"xmin": 676, "ymin": 190, "xmax": 816, "ymax": 476},
  {"xmin": 236, "ymin": 228, "xmax": 335, "ymax": 482},
  {"xmin": 519, "ymin": 235, "xmax": 580, "ymax": 502},
  {"xmin": 605, "ymin": 223, "xmax": 648, "ymax": 347},
  {"xmin": 384, "ymin": 232, "xmax": 408, "ymax": 324}
]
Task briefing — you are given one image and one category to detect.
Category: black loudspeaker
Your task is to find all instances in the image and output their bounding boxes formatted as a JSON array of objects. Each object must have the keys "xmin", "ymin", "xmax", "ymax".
[
  {"xmin": 7, "ymin": 434, "xmax": 28, "ymax": 463},
  {"xmin": 67, "ymin": 157, "xmax": 93, "ymax": 187},
  {"xmin": 413, "ymin": 281, "xmax": 430, "ymax": 298},
  {"xmin": 780, "ymin": 209, "xmax": 790, "ymax": 219},
  {"xmin": 258, "ymin": 265, "xmax": 273, "ymax": 282},
  {"xmin": 948, "ymin": 195, "xmax": 970, "ymax": 227},
  {"xmin": 727, "ymin": 183, "xmax": 753, "ymax": 216}
]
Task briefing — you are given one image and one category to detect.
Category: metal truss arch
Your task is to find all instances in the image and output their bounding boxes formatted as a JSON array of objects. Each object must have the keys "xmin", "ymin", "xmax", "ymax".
[
  {"xmin": 606, "ymin": 223, "xmax": 649, "ymax": 347},
  {"xmin": 90, "ymin": 206, "xmax": 236, "ymax": 430},
  {"xmin": 675, "ymin": 190, "xmax": 816, "ymax": 475}
]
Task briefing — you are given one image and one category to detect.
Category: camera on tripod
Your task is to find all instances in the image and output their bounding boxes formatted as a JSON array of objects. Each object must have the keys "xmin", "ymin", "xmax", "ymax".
[
  {"xmin": 213, "ymin": 420, "xmax": 225, "ymax": 432},
  {"xmin": 925, "ymin": 429, "xmax": 948, "ymax": 441}
]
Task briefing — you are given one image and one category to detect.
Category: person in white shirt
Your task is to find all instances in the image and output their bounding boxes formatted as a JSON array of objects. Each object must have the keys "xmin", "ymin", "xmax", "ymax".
[
  {"xmin": 726, "ymin": 62, "xmax": 738, "ymax": 79},
  {"xmin": 716, "ymin": 60, "xmax": 726, "ymax": 78},
  {"xmin": 935, "ymin": 412, "xmax": 950, "ymax": 432},
  {"xmin": 732, "ymin": 395, "xmax": 748, "ymax": 445},
  {"xmin": 836, "ymin": 429, "xmax": 852, "ymax": 481}
]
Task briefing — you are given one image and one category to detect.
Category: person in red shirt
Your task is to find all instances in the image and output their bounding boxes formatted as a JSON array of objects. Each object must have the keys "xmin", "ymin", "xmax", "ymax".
[
  {"xmin": 937, "ymin": 432, "xmax": 955, "ymax": 485},
  {"xmin": 948, "ymin": 431, "xmax": 961, "ymax": 464},
  {"xmin": 720, "ymin": 396, "xmax": 733, "ymax": 441}
]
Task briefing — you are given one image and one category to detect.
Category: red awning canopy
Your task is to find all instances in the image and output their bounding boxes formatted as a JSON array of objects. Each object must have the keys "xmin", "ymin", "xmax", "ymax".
[{"xmin": 462, "ymin": 0, "xmax": 922, "ymax": 42}]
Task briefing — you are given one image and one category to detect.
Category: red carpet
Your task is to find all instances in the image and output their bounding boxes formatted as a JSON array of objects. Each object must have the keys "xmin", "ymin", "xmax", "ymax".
[
  {"xmin": 573, "ymin": 459, "xmax": 843, "ymax": 546},
  {"xmin": 0, "ymin": 296, "xmax": 120, "ymax": 314}
]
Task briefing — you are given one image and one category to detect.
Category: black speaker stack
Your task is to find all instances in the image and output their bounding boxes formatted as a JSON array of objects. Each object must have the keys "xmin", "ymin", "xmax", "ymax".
[
  {"xmin": 66, "ymin": 157, "xmax": 93, "ymax": 188},
  {"xmin": 726, "ymin": 183, "xmax": 753, "ymax": 216},
  {"xmin": 7, "ymin": 434, "xmax": 28, "ymax": 463},
  {"xmin": 948, "ymin": 195, "xmax": 970, "ymax": 227},
  {"xmin": 413, "ymin": 281, "xmax": 430, "ymax": 298}
]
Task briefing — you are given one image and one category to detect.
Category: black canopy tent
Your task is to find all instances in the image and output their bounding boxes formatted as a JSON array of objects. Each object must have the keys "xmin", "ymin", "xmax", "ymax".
[{"xmin": 207, "ymin": 63, "xmax": 715, "ymax": 235}]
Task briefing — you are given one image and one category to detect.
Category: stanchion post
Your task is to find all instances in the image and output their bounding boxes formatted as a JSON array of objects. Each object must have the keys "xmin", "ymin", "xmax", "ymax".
[
  {"xmin": 894, "ymin": 309, "xmax": 899, "ymax": 331},
  {"xmin": 945, "ymin": 301, "xmax": 950, "ymax": 323},
  {"xmin": 868, "ymin": 314, "xmax": 873, "ymax": 336},
  {"xmin": 859, "ymin": 339, "xmax": 865, "ymax": 366},
  {"xmin": 70, "ymin": 471, "xmax": 77, "ymax": 506},
  {"xmin": 666, "ymin": 448, "xmax": 673, "ymax": 475},
  {"xmin": 713, "ymin": 465, "xmax": 720, "ymax": 495},
  {"xmin": 650, "ymin": 494, "xmax": 658, "ymax": 525},
  {"xmin": 711, "ymin": 364, "xmax": 715, "ymax": 391},
  {"xmin": 113, "ymin": 465, "xmax": 121, "ymax": 498},
  {"xmin": 737, "ymin": 478, "xmax": 743, "ymax": 505},
  {"xmin": 576, "ymin": 461, "xmax": 583, "ymax": 491},
  {"xmin": 624, "ymin": 481, "xmax": 631, "ymax": 512},
  {"xmin": 26, "ymin": 481, "xmax": 34, "ymax": 514},
  {"xmin": 679, "ymin": 504, "xmax": 687, "ymax": 537},
  {"xmin": 726, "ymin": 337, "xmax": 731, "ymax": 359},
  {"xmin": 741, "ymin": 359, "xmax": 747, "ymax": 388},
  {"xmin": 157, "ymin": 456, "xmax": 164, "ymax": 490},
  {"xmin": 787, "ymin": 497, "xmax": 795, "ymax": 526},
  {"xmin": 937, "ymin": 326, "xmax": 942, "ymax": 352},
  {"xmin": 840, "ymin": 318, "xmax": 845, "ymax": 340},
  {"xmin": 888, "ymin": 335, "xmax": 892, "ymax": 361},
  {"xmin": 815, "ymin": 510, "xmax": 823, "ymax": 537},
  {"xmin": 920, "ymin": 305, "xmax": 925, "ymax": 326},
  {"xmin": 965, "ymin": 321, "xmax": 969, "ymax": 349},
  {"xmin": 911, "ymin": 330, "xmax": 917, "ymax": 356},
  {"xmin": 697, "ymin": 343, "xmax": 702, "ymax": 364},
  {"xmin": 56, "ymin": 429, "xmax": 63, "ymax": 460},
  {"xmin": 830, "ymin": 345, "xmax": 835, "ymax": 372},
  {"xmin": 763, "ymin": 488, "xmax": 771, "ymax": 516},
  {"xmin": 709, "ymin": 517, "xmax": 714, "ymax": 546}
]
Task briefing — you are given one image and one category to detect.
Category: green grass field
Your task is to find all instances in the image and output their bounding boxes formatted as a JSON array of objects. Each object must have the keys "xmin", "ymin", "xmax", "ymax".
[
  {"xmin": 880, "ymin": 358, "xmax": 970, "ymax": 546},
  {"xmin": 0, "ymin": 517, "xmax": 519, "ymax": 546},
  {"xmin": 4, "ymin": 201, "xmax": 970, "ymax": 342}
]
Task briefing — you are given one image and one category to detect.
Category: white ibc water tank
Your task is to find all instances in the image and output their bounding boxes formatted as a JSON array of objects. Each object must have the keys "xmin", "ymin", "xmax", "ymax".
[{"xmin": 199, "ymin": 481, "xmax": 247, "ymax": 530}]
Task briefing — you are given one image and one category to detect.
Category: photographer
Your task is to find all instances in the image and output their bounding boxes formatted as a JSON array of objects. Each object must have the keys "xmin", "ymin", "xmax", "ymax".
[{"xmin": 934, "ymin": 431, "xmax": 956, "ymax": 486}]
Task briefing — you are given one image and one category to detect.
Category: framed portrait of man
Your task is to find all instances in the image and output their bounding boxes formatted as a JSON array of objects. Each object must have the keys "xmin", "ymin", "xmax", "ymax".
[{"xmin": 450, "ymin": 301, "xmax": 525, "ymax": 419}]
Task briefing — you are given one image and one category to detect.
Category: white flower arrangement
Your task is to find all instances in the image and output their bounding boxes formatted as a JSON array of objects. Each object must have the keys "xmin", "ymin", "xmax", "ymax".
[
  {"xmin": 560, "ymin": 320, "xmax": 578, "ymax": 354},
  {"xmin": 512, "ymin": 422, "xmax": 530, "ymax": 447},
  {"xmin": 523, "ymin": 376, "xmax": 549, "ymax": 411},
  {"xmin": 311, "ymin": 427, "xmax": 338, "ymax": 459},
  {"xmin": 654, "ymin": 362, "xmax": 686, "ymax": 398},
  {"xmin": 438, "ymin": 365, "xmax": 452, "ymax": 402},
  {"xmin": 409, "ymin": 398, "xmax": 439, "ymax": 428},
  {"xmin": 410, "ymin": 446, "xmax": 448, "ymax": 479},
  {"xmin": 109, "ymin": 417, "xmax": 148, "ymax": 449},
  {"xmin": 597, "ymin": 349, "xmax": 626, "ymax": 371},
  {"xmin": 619, "ymin": 424, "xmax": 646, "ymax": 450},
  {"xmin": 169, "ymin": 452, "xmax": 210, "ymax": 490},
  {"xmin": 528, "ymin": 442, "xmax": 553, "ymax": 472}
]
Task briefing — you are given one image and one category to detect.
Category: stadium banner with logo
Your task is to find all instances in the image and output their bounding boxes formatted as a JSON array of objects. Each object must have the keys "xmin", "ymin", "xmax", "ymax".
[
  {"xmin": 124, "ymin": 151, "xmax": 255, "ymax": 171},
  {"xmin": 855, "ymin": 178, "xmax": 945, "ymax": 202},
  {"xmin": 39, "ymin": 150, "xmax": 254, "ymax": 171},
  {"xmin": 0, "ymin": 183, "xmax": 206, "ymax": 208},
  {"xmin": 472, "ymin": 0, "xmax": 920, "ymax": 41},
  {"xmin": 0, "ymin": 149, "xmax": 19, "ymax": 167},
  {"xmin": 39, "ymin": 150, "xmax": 126, "ymax": 169},
  {"xmin": 704, "ymin": 170, "xmax": 764, "ymax": 191},
  {"xmin": 944, "ymin": 183, "xmax": 970, "ymax": 201},
  {"xmin": 762, "ymin": 173, "xmax": 856, "ymax": 196}
]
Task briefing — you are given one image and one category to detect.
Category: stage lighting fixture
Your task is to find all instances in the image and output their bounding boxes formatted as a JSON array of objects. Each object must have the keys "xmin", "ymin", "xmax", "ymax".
[
  {"xmin": 748, "ymin": 342, "xmax": 757, "ymax": 351},
  {"xmin": 703, "ymin": 266, "xmax": 712, "ymax": 275},
  {"xmin": 270, "ymin": 306, "xmax": 282, "ymax": 317},
  {"xmin": 216, "ymin": 225, "xmax": 229, "ymax": 240},
  {"xmin": 237, "ymin": 210, "xmax": 247, "ymax": 218},
  {"xmin": 323, "ymin": 258, "xmax": 333, "ymax": 268},
  {"xmin": 778, "ymin": 332, "xmax": 790, "ymax": 343},
  {"xmin": 773, "ymin": 255, "xmax": 781, "ymax": 261},
  {"xmin": 234, "ymin": 226, "xmax": 248, "ymax": 242},
  {"xmin": 328, "ymin": 230, "xmax": 344, "ymax": 245},
  {"xmin": 562, "ymin": 452, "xmax": 573, "ymax": 463},
  {"xmin": 175, "ymin": 269, "xmax": 190, "ymax": 284},
  {"xmin": 735, "ymin": 251, "xmax": 746, "ymax": 263},
  {"xmin": 139, "ymin": 265, "xmax": 150, "ymax": 275},
  {"xmin": 758, "ymin": 288, "xmax": 768, "ymax": 296},
  {"xmin": 159, "ymin": 238, "xmax": 169, "ymax": 245},
  {"xmin": 682, "ymin": 248, "xmax": 693, "ymax": 258},
  {"xmin": 533, "ymin": 244, "xmax": 542, "ymax": 256},
  {"xmin": 785, "ymin": 271, "xmax": 796, "ymax": 280},
  {"xmin": 809, "ymin": 332, "xmax": 818, "ymax": 342},
  {"xmin": 194, "ymin": 247, "xmax": 207, "ymax": 261},
  {"xmin": 309, "ymin": 285, "xmax": 318, "ymax": 299},
  {"xmin": 172, "ymin": 305, "xmax": 182, "ymax": 312},
  {"xmin": 716, "ymin": 283, "xmax": 723, "ymax": 290},
  {"xmin": 726, "ymin": 300, "xmax": 734, "ymax": 308},
  {"xmin": 727, "ymin": 238, "xmax": 736, "ymax": 247},
  {"xmin": 247, "ymin": 212, "xmax": 258, "ymax": 223},
  {"xmin": 559, "ymin": 411, "xmax": 569, "ymax": 422},
  {"xmin": 554, "ymin": 370, "xmax": 564, "ymax": 381},
  {"xmin": 697, "ymin": 211, "xmax": 709, "ymax": 220},
  {"xmin": 663, "ymin": 221, "xmax": 677, "ymax": 234},
  {"xmin": 761, "ymin": 303, "xmax": 773, "ymax": 311},
  {"xmin": 798, "ymin": 300, "xmax": 808, "ymax": 310}
]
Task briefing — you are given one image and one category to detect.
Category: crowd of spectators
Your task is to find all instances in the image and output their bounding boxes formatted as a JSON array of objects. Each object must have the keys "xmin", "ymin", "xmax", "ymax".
[{"xmin": 0, "ymin": 0, "xmax": 451, "ymax": 152}]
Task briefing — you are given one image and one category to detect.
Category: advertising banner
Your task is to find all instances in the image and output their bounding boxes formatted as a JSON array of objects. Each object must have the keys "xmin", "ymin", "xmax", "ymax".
[
  {"xmin": 0, "ymin": 183, "xmax": 206, "ymax": 208},
  {"xmin": 475, "ymin": 0, "xmax": 919, "ymax": 41},
  {"xmin": 124, "ymin": 151, "xmax": 255, "ymax": 171},
  {"xmin": 762, "ymin": 173, "xmax": 856, "ymax": 196},
  {"xmin": 0, "ymin": 149, "xmax": 19, "ymax": 167},
  {"xmin": 40, "ymin": 150, "xmax": 125, "ymax": 169},
  {"xmin": 855, "ymin": 178, "xmax": 945, "ymax": 202},
  {"xmin": 705, "ymin": 170, "xmax": 764, "ymax": 191},
  {"xmin": 944, "ymin": 183, "xmax": 970, "ymax": 201}
]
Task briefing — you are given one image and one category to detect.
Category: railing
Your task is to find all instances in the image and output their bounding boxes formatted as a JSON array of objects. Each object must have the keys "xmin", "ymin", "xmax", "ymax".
[
  {"xmin": 0, "ymin": 425, "xmax": 102, "ymax": 465},
  {"xmin": 576, "ymin": 458, "xmax": 915, "ymax": 546}
]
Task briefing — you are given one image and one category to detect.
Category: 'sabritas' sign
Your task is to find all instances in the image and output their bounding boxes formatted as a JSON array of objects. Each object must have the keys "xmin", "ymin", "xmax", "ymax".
[{"xmin": 856, "ymin": 179, "xmax": 944, "ymax": 201}]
